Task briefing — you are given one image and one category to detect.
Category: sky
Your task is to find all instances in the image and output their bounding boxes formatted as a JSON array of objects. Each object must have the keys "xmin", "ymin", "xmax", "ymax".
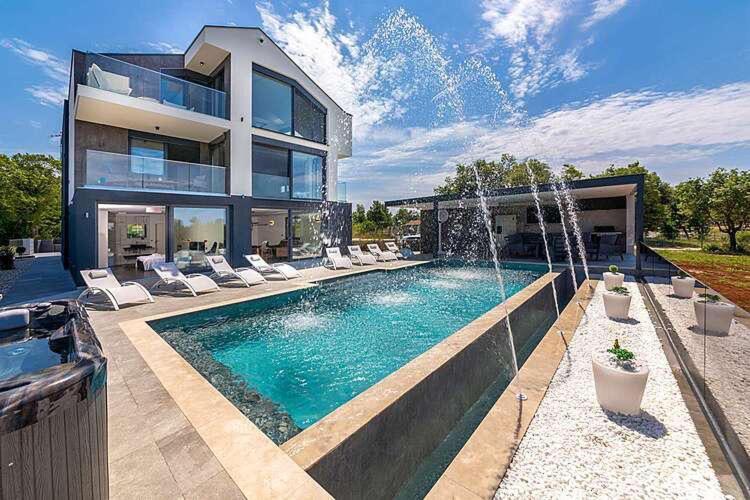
[{"xmin": 1, "ymin": 0, "xmax": 749, "ymax": 208}]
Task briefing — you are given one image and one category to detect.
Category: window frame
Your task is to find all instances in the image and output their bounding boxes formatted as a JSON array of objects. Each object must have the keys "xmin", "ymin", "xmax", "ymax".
[
  {"xmin": 252, "ymin": 64, "xmax": 328, "ymax": 145},
  {"xmin": 252, "ymin": 136, "xmax": 327, "ymax": 202}
]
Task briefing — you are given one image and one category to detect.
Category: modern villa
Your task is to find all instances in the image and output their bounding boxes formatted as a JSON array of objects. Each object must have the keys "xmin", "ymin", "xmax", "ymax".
[{"xmin": 60, "ymin": 26, "xmax": 353, "ymax": 283}]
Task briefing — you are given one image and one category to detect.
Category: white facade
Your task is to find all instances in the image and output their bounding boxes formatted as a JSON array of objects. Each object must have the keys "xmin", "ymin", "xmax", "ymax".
[{"xmin": 185, "ymin": 26, "xmax": 352, "ymax": 197}]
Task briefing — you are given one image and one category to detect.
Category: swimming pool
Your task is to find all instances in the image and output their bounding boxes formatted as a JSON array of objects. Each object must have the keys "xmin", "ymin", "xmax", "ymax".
[{"xmin": 150, "ymin": 261, "xmax": 542, "ymax": 443}]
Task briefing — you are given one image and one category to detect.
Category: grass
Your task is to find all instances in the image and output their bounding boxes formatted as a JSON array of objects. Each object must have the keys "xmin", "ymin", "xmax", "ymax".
[{"xmin": 655, "ymin": 248, "xmax": 750, "ymax": 311}]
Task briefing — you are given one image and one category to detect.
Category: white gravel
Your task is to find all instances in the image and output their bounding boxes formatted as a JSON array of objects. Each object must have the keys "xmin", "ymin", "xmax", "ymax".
[
  {"xmin": 495, "ymin": 281, "xmax": 727, "ymax": 499},
  {"xmin": 649, "ymin": 281, "xmax": 750, "ymax": 465}
]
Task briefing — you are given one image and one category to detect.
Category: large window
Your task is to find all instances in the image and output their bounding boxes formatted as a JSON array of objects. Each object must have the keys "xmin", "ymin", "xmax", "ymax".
[
  {"xmin": 252, "ymin": 72, "xmax": 292, "ymax": 134},
  {"xmin": 294, "ymin": 90, "xmax": 325, "ymax": 143},
  {"xmin": 292, "ymin": 151, "xmax": 323, "ymax": 200},
  {"xmin": 172, "ymin": 207, "xmax": 227, "ymax": 270},
  {"xmin": 292, "ymin": 210, "xmax": 322, "ymax": 260},
  {"xmin": 252, "ymin": 144, "xmax": 290, "ymax": 199},
  {"xmin": 252, "ymin": 68, "xmax": 327, "ymax": 144}
]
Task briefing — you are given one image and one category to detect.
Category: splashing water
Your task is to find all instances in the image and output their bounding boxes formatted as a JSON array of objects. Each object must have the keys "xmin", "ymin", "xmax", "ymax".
[
  {"xmin": 526, "ymin": 166, "xmax": 561, "ymax": 318},
  {"xmin": 558, "ymin": 179, "xmax": 591, "ymax": 285},
  {"xmin": 551, "ymin": 180, "xmax": 579, "ymax": 294}
]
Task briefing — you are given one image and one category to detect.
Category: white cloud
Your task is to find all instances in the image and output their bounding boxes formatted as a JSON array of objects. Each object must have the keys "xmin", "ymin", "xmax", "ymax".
[
  {"xmin": 25, "ymin": 85, "xmax": 67, "ymax": 107},
  {"xmin": 478, "ymin": 0, "xmax": 589, "ymax": 100},
  {"xmin": 345, "ymin": 82, "xmax": 750, "ymax": 203},
  {"xmin": 582, "ymin": 0, "xmax": 629, "ymax": 29},
  {"xmin": 0, "ymin": 38, "xmax": 69, "ymax": 82},
  {"xmin": 146, "ymin": 42, "xmax": 183, "ymax": 54}
]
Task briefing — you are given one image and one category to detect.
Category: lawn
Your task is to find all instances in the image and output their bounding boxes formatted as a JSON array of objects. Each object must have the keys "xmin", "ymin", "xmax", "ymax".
[{"xmin": 655, "ymin": 248, "xmax": 750, "ymax": 311}]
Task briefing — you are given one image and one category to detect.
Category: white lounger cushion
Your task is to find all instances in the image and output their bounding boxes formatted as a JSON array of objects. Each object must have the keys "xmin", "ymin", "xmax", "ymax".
[
  {"xmin": 384, "ymin": 242, "xmax": 405, "ymax": 259},
  {"xmin": 0, "ymin": 308, "xmax": 30, "ymax": 331}
]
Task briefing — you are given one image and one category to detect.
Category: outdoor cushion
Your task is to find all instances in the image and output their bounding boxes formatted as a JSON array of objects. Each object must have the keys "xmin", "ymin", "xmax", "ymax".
[
  {"xmin": 0, "ymin": 308, "xmax": 30, "ymax": 331},
  {"xmin": 212, "ymin": 256, "xmax": 224, "ymax": 264},
  {"xmin": 88, "ymin": 270, "xmax": 108, "ymax": 279}
]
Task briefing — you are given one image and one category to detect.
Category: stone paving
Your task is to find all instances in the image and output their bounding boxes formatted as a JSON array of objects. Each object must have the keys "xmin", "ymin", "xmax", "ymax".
[{"xmin": 85, "ymin": 260, "xmax": 426, "ymax": 499}]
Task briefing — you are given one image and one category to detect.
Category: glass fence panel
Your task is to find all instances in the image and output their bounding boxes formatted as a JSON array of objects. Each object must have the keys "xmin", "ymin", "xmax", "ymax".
[
  {"xmin": 84, "ymin": 53, "xmax": 227, "ymax": 119},
  {"xmin": 86, "ymin": 150, "xmax": 226, "ymax": 195}
]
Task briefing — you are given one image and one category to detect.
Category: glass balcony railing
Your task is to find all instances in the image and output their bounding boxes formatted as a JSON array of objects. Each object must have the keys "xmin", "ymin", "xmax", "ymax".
[
  {"xmin": 336, "ymin": 181, "xmax": 348, "ymax": 202},
  {"xmin": 86, "ymin": 150, "xmax": 226, "ymax": 195},
  {"xmin": 252, "ymin": 172, "xmax": 290, "ymax": 199},
  {"xmin": 83, "ymin": 53, "xmax": 227, "ymax": 119}
]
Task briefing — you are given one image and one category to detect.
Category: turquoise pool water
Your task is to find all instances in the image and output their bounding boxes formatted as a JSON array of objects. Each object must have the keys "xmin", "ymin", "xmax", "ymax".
[{"xmin": 150, "ymin": 262, "xmax": 541, "ymax": 440}]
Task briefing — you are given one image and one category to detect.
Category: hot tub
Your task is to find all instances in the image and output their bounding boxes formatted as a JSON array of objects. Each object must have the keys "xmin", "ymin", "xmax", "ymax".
[{"xmin": 0, "ymin": 301, "xmax": 108, "ymax": 499}]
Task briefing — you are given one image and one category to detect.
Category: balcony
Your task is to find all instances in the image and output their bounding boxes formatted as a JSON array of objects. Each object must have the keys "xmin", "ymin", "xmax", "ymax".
[
  {"xmin": 75, "ymin": 53, "xmax": 230, "ymax": 142},
  {"xmin": 336, "ymin": 182, "xmax": 348, "ymax": 202},
  {"xmin": 85, "ymin": 150, "xmax": 226, "ymax": 195}
]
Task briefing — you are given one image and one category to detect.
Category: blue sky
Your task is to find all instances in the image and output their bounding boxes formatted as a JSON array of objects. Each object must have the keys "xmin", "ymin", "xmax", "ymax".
[{"xmin": 2, "ymin": 0, "xmax": 749, "ymax": 207}]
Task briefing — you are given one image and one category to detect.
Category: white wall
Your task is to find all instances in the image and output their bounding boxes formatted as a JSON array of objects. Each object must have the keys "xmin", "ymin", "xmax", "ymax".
[{"xmin": 188, "ymin": 28, "xmax": 352, "ymax": 198}]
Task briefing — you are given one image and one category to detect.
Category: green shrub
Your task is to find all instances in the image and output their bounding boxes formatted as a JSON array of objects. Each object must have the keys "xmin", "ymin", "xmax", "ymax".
[
  {"xmin": 610, "ymin": 286, "xmax": 629, "ymax": 295},
  {"xmin": 607, "ymin": 339, "xmax": 635, "ymax": 362},
  {"xmin": 608, "ymin": 264, "xmax": 619, "ymax": 274}
]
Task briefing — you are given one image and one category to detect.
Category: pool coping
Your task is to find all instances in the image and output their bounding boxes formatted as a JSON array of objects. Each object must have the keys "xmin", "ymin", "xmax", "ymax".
[
  {"xmin": 116, "ymin": 260, "xmax": 552, "ymax": 498},
  {"xmin": 115, "ymin": 260, "xmax": 429, "ymax": 498},
  {"xmin": 425, "ymin": 279, "xmax": 596, "ymax": 499}
]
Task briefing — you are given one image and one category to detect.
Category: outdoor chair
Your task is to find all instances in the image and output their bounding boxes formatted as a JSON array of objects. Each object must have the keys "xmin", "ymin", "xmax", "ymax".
[
  {"xmin": 347, "ymin": 245, "xmax": 377, "ymax": 266},
  {"xmin": 243, "ymin": 254, "xmax": 302, "ymax": 280},
  {"xmin": 151, "ymin": 262, "xmax": 220, "ymax": 296},
  {"xmin": 207, "ymin": 255, "xmax": 266, "ymax": 287},
  {"xmin": 324, "ymin": 247, "xmax": 353, "ymax": 270},
  {"xmin": 79, "ymin": 268, "xmax": 154, "ymax": 310},
  {"xmin": 384, "ymin": 241, "xmax": 406, "ymax": 259},
  {"xmin": 367, "ymin": 243, "xmax": 398, "ymax": 262}
]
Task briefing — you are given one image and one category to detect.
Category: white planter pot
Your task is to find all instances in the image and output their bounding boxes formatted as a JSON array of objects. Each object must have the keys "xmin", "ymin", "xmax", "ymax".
[
  {"xmin": 603, "ymin": 292, "xmax": 631, "ymax": 319},
  {"xmin": 693, "ymin": 300, "xmax": 735, "ymax": 335},
  {"xmin": 603, "ymin": 272, "xmax": 624, "ymax": 291},
  {"xmin": 592, "ymin": 355, "xmax": 650, "ymax": 415},
  {"xmin": 671, "ymin": 276, "xmax": 695, "ymax": 298}
]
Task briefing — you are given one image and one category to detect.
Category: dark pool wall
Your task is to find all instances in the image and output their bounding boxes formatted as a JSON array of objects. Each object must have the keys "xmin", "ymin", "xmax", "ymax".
[{"xmin": 304, "ymin": 270, "xmax": 575, "ymax": 500}]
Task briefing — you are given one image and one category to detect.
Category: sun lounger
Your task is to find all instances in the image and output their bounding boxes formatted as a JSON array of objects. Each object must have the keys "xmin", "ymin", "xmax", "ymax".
[
  {"xmin": 151, "ymin": 262, "xmax": 220, "ymax": 296},
  {"xmin": 384, "ymin": 241, "xmax": 405, "ymax": 259},
  {"xmin": 367, "ymin": 243, "xmax": 398, "ymax": 262},
  {"xmin": 243, "ymin": 254, "xmax": 302, "ymax": 280},
  {"xmin": 79, "ymin": 268, "xmax": 154, "ymax": 310},
  {"xmin": 207, "ymin": 255, "xmax": 266, "ymax": 287},
  {"xmin": 324, "ymin": 247, "xmax": 353, "ymax": 270},
  {"xmin": 347, "ymin": 245, "xmax": 377, "ymax": 265}
]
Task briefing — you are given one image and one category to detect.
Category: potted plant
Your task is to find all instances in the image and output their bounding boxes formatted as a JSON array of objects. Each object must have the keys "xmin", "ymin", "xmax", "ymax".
[
  {"xmin": 671, "ymin": 269, "xmax": 695, "ymax": 298},
  {"xmin": 694, "ymin": 293, "xmax": 735, "ymax": 335},
  {"xmin": 0, "ymin": 246, "xmax": 16, "ymax": 270},
  {"xmin": 592, "ymin": 339, "xmax": 650, "ymax": 415},
  {"xmin": 603, "ymin": 286, "xmax": 631, "ymax": 319},
  {"xmin": 603, "ymin": 264, "xmax": 624, "ymax": 291}
]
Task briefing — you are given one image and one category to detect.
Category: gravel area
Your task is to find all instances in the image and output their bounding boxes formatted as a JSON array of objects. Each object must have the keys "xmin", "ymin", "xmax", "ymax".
[
  {"xmin": 649, "ymin": 281, "xmax": 750, "ymax": 464},
  {"xmin": 0, "ymin": 258, "xmax": 34, "ymax": 300},
  {"xmin": 495, "ymin": 281, "xmax": 726, "ymax": 499}
]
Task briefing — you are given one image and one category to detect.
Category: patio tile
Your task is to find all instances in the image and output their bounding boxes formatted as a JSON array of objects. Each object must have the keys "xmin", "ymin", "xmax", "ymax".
[
  {"xmin": 109, "ymin": 443, "xmax": 182, "ymax": 500},
  {"xmin": 183, "ymin": 471, "xmax": 245, "ymax": 500},
  {"xmin": 157, "ymin": 426, "xmax": 224, "ymax": 494}
]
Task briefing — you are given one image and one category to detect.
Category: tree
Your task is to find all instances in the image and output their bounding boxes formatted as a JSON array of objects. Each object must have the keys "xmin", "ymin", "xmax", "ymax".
[
  {"xmin": 435, "ymin": 154, "xmax": 553, "ymax": 195},
  {"xmin": 365, "ymin": 201, "xmax": 392, "ymax": 230},
  {"xmin": 0, "ymin": 153, "xmax": 61, "ymax": 244},
  {"xmin": 561, "ymin": 164, "xmax": 584, "ymax": 181},
  {"xmin": 705, "ymin": 168, "xmax": 750, "ymax": 251},
  {"xmin": 591, "ymin": 161, "xmax": 671, "ymax": 233},
  {"xmin": 352, "ymin": 204, "xmax": 367, "ymax": 225},
  {"xmin": 393, "ymin": 208, "xmax": 417, "ymax": 227},
  {"xmin": 674, "ymin": 178, "xmax": 711, "ymax": 245}
]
